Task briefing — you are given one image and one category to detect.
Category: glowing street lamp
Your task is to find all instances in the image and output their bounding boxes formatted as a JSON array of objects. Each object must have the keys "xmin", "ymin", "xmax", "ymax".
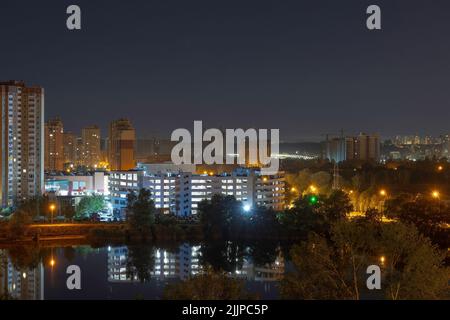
[
  {"xmin": 49, "ymin": 204, "xmax": 56, "ymax": 224},
  {"xmin": 378, "ymin": 190, "xmax": 388, "ymax": 214},
  {"xmin": 432, "ymin": 190, "xmax": 440, "ymax": 199},
  {"xmin": 309, "ymin": 185, "xmax": 317, "ymax": 193},
  {"xmin": 431, "ymin": 190, "xmax": 441, "ymax": 213},
  {"xmin": 438, "ymin": 165, "xmax": 443, "ymax": 171}
]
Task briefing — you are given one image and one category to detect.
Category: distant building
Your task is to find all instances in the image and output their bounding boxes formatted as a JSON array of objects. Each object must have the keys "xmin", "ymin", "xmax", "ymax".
[
  {"xmin": 135, "ymin": 138, "xmax": 175, "ymax": 163},
  {"xmin": 323, "ymin": 136, "xmax": 346, "ymax": 163},
  {"xmin": 81, "ymin": 125, "xmax": 101, "ymax": 168},
  {"xmin": 44, "ymin": 117, "xmax": 64, "ymax": 171},
  {"xmin": 108, "ymin": 119, "xmax": 136, "ymax": 170},
  {"xmin": 353, "ymin": 133, "xmax": 380, "ymax": 161},
  {"xmin": 0, "ymin": 81, "xmax": 44, "ymax": 208},
  {"xmin": 323, "ymin": 132, "xmax": 380, "ymax": 163},
  {"xmin": 62, "ymin": 131, "xmax": 78, "ymax": 166}
]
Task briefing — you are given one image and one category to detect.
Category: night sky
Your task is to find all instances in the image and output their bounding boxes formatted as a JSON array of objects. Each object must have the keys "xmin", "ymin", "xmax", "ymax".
[{"xmin": 1, "ymin": 0, "xmax": 450, "ymax": 141}]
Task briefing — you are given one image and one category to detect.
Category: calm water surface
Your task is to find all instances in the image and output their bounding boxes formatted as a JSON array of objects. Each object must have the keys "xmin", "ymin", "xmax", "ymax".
[{"xmin": 0, "ymin": 241, "xmax": 292, "ymax": 300}]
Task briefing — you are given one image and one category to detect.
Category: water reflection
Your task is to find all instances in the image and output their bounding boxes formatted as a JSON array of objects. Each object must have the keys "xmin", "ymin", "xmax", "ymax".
[
  {"xmin": 0, "ymin": 249, "xmax": 44, "ymax": 300},
  {"xmin": 0, "ymin": 241, "xmax": 288, "ymax": 300}
]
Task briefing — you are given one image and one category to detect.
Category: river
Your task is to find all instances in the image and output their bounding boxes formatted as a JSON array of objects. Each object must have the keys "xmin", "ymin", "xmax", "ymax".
[{"xmin": 0, "ymin": 240, "xmax": 292, "ymax": 300}]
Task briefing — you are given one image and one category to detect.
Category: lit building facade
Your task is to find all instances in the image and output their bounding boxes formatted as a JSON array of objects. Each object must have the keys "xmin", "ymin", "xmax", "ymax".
[
  {"xmin": 108, "ymin": 119, "xmax": 136, "ymax": 171},
  {"xmin": 45, "ymin": 171, "xmax": 109, "ymax": 196},
  {"xmin": 109, "ymin": 169, "xmax": 144, "ymax": 217},
  {"xmin": 44, "ymin": 117, "xmax": 64, "ymax": 171},
  {"xmin": 81, "ymin": 125, "xmax": 101, "ymax": 168},
  {"xmin": 62, "ymin": 131, "xmax": 78, "ymax": 167},
  {"xmin": 109, "ymin": 165, "xmax": 285, "ymax": 217},
  {"xmin": 0, "ymin": 81, "xmax": 44, "ymax": 208}
]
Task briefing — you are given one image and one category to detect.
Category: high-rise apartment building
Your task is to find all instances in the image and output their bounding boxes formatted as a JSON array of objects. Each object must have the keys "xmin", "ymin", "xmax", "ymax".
[
  {"xmin": 108, "ymin": 119, "xmax": 136, "ymax": 170},
  {"xmin": 44, "ymin": 117, "xmax": 64, "ymax": 171},
  {"xmin": 323, "ymin": 132, "xmax": 380, "ymax": 163},
  {"xmin": 0, "ymin": 81, "xmax": 44, "ymax": 207},
  {"xmin": 81, "ymin": 125, "xmax": 101, "ymax": 168},
  {"xmin": 351, "ymin": 133, "xmax": 380, "ymax": 161},
  {"xmin": 62, "ymin": 131, "xmax": 78, "ymax": 166}
]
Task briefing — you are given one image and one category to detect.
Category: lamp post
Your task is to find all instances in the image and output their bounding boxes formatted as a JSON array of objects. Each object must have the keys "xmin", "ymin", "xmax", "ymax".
[
  {"xmin": 432, "ymin": 190, "xmax": 440, "ymax": 213},
  {"xmin": 379, "ymin": 189, "xmax": 387, "ymax": 215},
  {"xmin": 50, "ymin": 204, "xmax": 56, "ymax": 224}
]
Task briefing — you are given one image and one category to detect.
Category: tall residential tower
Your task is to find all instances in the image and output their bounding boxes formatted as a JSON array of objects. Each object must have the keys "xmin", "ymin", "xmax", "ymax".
[
  {"xmin": 0, "ymin": 81, "xmax": 44, "ymax": 208},
  {"xmin": 44, "ymin": 117, "xmax": 64, "ymax": 171},
  {"xmin": 108, "ymin": 119, "xmax": 136, "ymax": 170}
]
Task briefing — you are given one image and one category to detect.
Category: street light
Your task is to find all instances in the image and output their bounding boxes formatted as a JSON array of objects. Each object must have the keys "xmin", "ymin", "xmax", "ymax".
[
  {"xmin": 309, "ymin": 185, "xmax": 317, "ymax": 193},
  {"xmin": 379, "ymin": 189, "xmax": 387, "ymax": 214},
  {"xmin": 49, "ymin": 204, "xmax": 56, "ymax": 224},
  {"xmin": 432, "ymin": 190, "xmax": 441, "ymax": 213}
]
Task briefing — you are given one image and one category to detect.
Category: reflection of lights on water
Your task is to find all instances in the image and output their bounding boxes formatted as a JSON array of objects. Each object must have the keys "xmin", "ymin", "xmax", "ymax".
[{"xmin": 108, "ymin": 246, "xmax": 111, "ymax": 252}]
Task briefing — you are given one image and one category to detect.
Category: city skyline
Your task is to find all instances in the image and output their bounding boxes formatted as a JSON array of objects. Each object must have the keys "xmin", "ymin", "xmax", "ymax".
[{"xmin": 1, "ymin": 1, "xmax": 450, "ymax": 140}]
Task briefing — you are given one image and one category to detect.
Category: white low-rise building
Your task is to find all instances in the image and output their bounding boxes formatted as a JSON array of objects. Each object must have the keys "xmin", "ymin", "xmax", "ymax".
[
  {"xmin": 109, "ymin": 165, "xmax": 285, "ymax": 217},
  {"xmin": 45, "ymin": 171, "xmax": 109, "ymax": 196}
]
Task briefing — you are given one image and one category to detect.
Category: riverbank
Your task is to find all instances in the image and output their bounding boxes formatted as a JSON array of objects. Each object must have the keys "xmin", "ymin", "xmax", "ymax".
[
  {"xmin": 0, "ymin": 221, "xmax": 305, "ymax": 245},
  {"xmin": 0, "ymin": 222, "xmax": 205, "ymax": 244}
]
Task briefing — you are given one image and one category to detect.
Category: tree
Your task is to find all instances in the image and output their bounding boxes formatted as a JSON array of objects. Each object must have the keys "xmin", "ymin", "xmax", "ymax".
[
  {"xmin": 163, "ymin": 270, "xmax": 252, "ymax": 300},
  {"xmin": 385, "ymin": 195, "xmax": 450, "ymax": 246},
  {"xmin": 279, "ymin": 190, "xmax": 353, "ymax": 236},
  {"xmin": 198, "ymin": 194, "xmax": 243, "ymax": 238},
  {"xmin": 319, "ymin": 190, "xmax": 353, "ymax": 223},
  {"xmin": 75, "ymin": 195, "xmax": 105, "ymax": 218},
  {"xmin": 249, "ymin": 206, "xmax": 280, "ymax": 234},
  {"xmin": 126, "ymin": 189, "xmax": 155, "ymax": 233},
  {"xmin": 8, "ymin": 209, "xmax": 33, "ymax": 238},
  {"xmin": 281, "ymin": 220, "xmax": 449, "ymax": 300},
  {"xmin": 364, "ymin": 208, "xmax": 383, "ymax": 223},
  {"xmin": 278, "ymin": 195, "xmax": 326, "ymax": 236}
]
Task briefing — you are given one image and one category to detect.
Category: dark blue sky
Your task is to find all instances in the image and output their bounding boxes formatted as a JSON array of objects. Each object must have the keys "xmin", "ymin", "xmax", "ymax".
[{"xmin": 1, "ymin": 0, "xmax": 450, "ymax": 141}]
